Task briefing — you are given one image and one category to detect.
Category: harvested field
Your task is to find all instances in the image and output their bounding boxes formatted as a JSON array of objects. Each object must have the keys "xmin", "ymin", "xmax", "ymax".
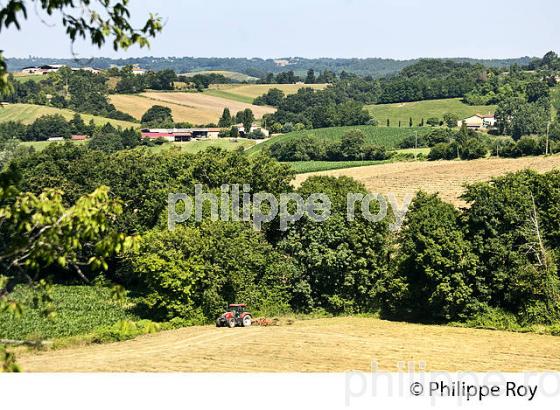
[
  {"xmin": 293, "ymin": 155, "xmax": 560, "ymax": 206},
  {"xmin": 207, "ymin": 83, "xmax": 328, "ymax": 101},
  {"xmin": 109, "ymin": 92, "xmax": 274, "ymax": 125},
  {"xmin": 18, "ymin": 317, "xmax": 560, "ymax": 372}
]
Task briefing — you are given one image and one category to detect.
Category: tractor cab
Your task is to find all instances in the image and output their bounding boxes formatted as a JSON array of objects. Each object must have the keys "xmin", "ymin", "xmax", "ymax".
[{"xmin": 229, "ymin": 304, "xmax": 247, "ymax": 317}]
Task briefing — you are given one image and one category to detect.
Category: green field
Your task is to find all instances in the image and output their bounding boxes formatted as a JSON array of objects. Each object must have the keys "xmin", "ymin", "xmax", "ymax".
[
  {"xmin": 0, "ymin": 103, "xmax": 139, "ymax": 128},
  {"xmin": 12, "ymin": 74, "xmax": 45, "ymax": 83},
  {"xmin": 205, "ymin": 83, "xmax": 328, "ymax": 104},
  {"xmin": 19, "ymin": 138, "xmax": 256, "ymax": 154},
  {"xmin": 0, "ymin": 285, "xmax": 137, "ymax": 340},
  {"xmin": 367, "ymin": 98, "xmax": 496, "ymax": 126},
  {"xmin": 248, "ymin": 126, "xmax": 432, "ymax": 156},
  {"xmin": 152, "ymin": 138, "xmax": 256, "ymax": 153},
  {"xmin": 181, "ymin": 70, "xmax": 259, "ymax": 82},
  {"xmin": 284, "ymin": 160, "xmax": 390, "ymax": 174}
]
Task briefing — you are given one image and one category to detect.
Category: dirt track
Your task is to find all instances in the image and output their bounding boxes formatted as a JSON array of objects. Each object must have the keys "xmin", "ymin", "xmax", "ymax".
[
  {"xmin": 18, "ymin": 317, "xmax": 560, "ymax": 372},
  {"xmin": 294, "ymin": 156, "xmax": 560, "ymax": 206}
]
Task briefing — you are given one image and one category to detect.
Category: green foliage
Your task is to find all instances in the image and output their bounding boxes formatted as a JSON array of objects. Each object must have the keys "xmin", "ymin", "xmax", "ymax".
[
  {"xmin": 125, "ymin": 221, "xmax": 298, "ymax": 321},
  {"xmin": 253, "ymin": 88, "xmax": 286, "ymax": 107},
  {"xmin": 463, "ymin": 170, "xmax": 560, "ymax": 322},
  {"xmin": 278, "ymin": 176, "xmax": 390, "ymax": 314},
  {"xmin": 0, "ymin": 285, "xmax": 138, "ymax": 340},
  {"xmin": 141, "ymin": 105, "xmax": 174, "ymax": 127},
  {"xmin": 0, "ymin": 185, "xmax": 138, "ymax": 281},
  {"xmin": 386, "ymin": 192, "xmax": 479, "ymax": 321}
]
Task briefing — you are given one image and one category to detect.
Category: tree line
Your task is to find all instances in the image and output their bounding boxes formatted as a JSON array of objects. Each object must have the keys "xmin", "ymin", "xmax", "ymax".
[{"xmin": 2, "ymin": 144, "xmax": 560, "ymax": 330}]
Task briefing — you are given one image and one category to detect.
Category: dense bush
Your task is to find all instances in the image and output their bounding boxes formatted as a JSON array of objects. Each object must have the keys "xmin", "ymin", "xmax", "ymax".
[
  {"xmin": 125, "ymin": 221, "xmax": 298, "ymax": 321},
  {"xmin": 278, "ymin": 176, "xmax": 390, "ymax": 313},
  {"xmin": 385, "ymin": 192, "xmax": 479, "ymax": 321}
]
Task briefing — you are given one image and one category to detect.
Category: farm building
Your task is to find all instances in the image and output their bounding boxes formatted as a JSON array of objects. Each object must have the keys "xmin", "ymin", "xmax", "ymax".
[
  {"xmin": 457, "ymin": 114, "xmax": 496, "ymax": 129},
  {"xmin": 71, "ymin": 135, "xmax": 89, "ymax": 141},
  {"xmin": 235, "ymin": 124, "xmax": 270, "ymax": 137},
  {"xmin": 20, "ymin": 65, "xmax": 102, "ymax": 75}
]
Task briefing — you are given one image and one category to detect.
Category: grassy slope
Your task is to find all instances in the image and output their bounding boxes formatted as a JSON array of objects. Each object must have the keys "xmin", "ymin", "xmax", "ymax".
[
  {"xmin": 0, "ymin": 285, "xmax": 137, "ymax": 340},
  {"xmin": 150, "ymin": 139, "xmax": 256, "ymax": 153},
  {"xmin": 0, "ymin": 103, "xmax": 138, "ymax": 128},
  {"xmin": 181, "ymin": 70, "xmax": 259, "ymax": 82},
  {"xmin": 367, "ymin": 98, "xmax": 496, "ymax": 126},
  {"xmin": 19, "ymin": 138, "xmax": 256, "ymax": 154},
  {"xmin": 18, "ymin": 316, "xmax": 560, "ymax": 372},
  {"xmin": 205, "ymin": 83, "xmax": 328, "ymax": 103},
  {"xmin": 248, "ymin": 126, "xmax": 431, "ymax": 156},
  {"xmin": 12, "ymin": 74, "xmax": 45, "ymax": 83},
  {"xmin": 285, "ymin": 160, "xmax": 391, "ymax": 174}
]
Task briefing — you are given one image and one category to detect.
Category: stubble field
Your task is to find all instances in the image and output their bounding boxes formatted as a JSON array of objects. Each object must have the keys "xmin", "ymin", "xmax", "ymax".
[
  {"xmin": 294, "ymin": 155, "xmax": 560, "ymax": 206},
  {"xmin": 109, "ymin": 92, "xmax": 275, "ymax": 124},
  {"xmin": 17, "ymin": 317, "xmax": 560, "ymax": 372}
]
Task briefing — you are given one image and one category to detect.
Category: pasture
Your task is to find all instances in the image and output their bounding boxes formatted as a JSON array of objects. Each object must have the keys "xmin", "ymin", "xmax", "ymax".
[
  {"xmin": 17, "ymin": 316, "xmax": 560, "ymax": 372},
  {"xmin": 109, "ymin": 92, "xmax": 275, "ymax": 125},
  {"xmin": 0, "ymin": 103, "xmax": 138, "ymax": 128},
  {"xmin": 180, "ymin": 70, "xmax": 259, "ymax": 82},
  {"xmin": 205, "ymin": 83, "xmax": 328, "ymax": 104},
  {"xmin": 19, "ymin": 138, "xmax": 256, "ymax": 154},
  {"xmin": 367, "ymin": 98, "xmax": 496, "ymax": 126},
  {"xmin": 294, "ymin": 155, "xmax": 560, "ymax": 206},
  {"xmin": 248, "ymin": 126, "xmax": 432, "ymax": 155}
]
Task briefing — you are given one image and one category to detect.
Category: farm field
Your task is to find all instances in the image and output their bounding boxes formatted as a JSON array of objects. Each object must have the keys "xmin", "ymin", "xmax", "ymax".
[
  {"xmin": 0, "ymin": 103, "xmax": 138, "ymax": 128},
  {"xmin": 19, "ymin": 138, "xmax": 255, "ymax": 154},
  {"xmin": 17, "ymin": 316, "xmax": 560, "ymax": 372},
  {"xmin": 205, "ymin": 83, "xmax": 328, "ymax": 104},
  {"xmin": 110, "ymin": 92, "xmax": 275, "ymax": 125},
  {"xmin": 152, "ymin": 138, "xmax": 256, "ymax": 153},
  {"xmin": 12, "ymin": 73, "xmax": 45, "ymax": 83},
  {"xmin": 248, "ymin": 126, "xmax": 431, "ymax": 155},
  {"xmin": 0, "ymin": 285, "xmax": 136, "ymax": 340},
  {"xmin": 367, "ymin": 98, "xmax": 496, "ymax": 126},
  {"xmin": 285, "ymin": 160, "xmax": 388, "ymax": 174},
  {"xmin": 180, "ymin": 70, "xmax": 259, "ymax": 82},
  {"xmin": 294, "ymin": 155, "xmax": 560, "ymax": 206}
]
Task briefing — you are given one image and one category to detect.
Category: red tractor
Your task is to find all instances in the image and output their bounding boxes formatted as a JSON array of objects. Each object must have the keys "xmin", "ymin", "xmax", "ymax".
[{"xmin": 216, "ymin": 304, "xmax": 252, "ymax": 328}]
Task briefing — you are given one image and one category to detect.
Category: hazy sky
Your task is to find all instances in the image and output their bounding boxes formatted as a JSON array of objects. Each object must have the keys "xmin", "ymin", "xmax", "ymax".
[{"xmin": 2, "ymin": 0, "xmax": 559, "ymax": 59}]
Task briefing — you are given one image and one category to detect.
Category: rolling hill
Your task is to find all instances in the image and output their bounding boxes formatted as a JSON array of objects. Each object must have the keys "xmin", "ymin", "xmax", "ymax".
[
  {"xmin": 0, "ymin": 103, "xmax": 138, "ymax": 128},
  {"xmin": 180, "ymin": 70, "xmax": 259, "ymax": 82},
  {"xmin": 367, "ymin": 98, "xmax": 496, "ymax": 126},
  {"xmin": 205, "ymin": 83, "xmax": 328, "ymax": 104},
  {"xmin": 110, "ymin": 92, "xmax": 274, "ymax": 125},
  {"xmin": 247, "ymin": 126, "xmax": 432, "ymax": 156}
]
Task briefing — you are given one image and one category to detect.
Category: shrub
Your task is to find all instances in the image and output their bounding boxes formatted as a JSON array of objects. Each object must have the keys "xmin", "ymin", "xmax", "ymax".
[
  {"xmin": 460, "ymin": 138, "xmax": 488, "ymax": 160},
  {"xmin": 428, "ymin": 142, "xmax": 457, "ymax": 160}
]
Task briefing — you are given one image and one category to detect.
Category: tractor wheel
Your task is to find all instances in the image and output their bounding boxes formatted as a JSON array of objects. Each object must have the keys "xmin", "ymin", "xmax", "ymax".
[
  {"xmin": 216, "ymin": 319, "xmax": 222, "ymax": 327},
  {"xmin": 242, "ymin": 315, "xmax": 252, "ymax": 327},
  {"xmin": 227, "ymin": 318, "xmax": 236, "ymax": 328}
]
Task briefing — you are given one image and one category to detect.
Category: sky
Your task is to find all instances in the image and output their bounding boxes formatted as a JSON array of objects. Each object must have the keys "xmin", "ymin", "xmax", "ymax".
[{"xmin": 1, "ymin": 0, "xmax": 559, "ymax": 60}]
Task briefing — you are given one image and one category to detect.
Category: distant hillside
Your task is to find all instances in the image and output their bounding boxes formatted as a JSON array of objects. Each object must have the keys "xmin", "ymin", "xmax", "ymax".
[
  {"xmin": 0, "ymin": 103, "xmax": 138, "ymax": 128},
  {"xmin": 6, "ymin": 56, "xmax": 536, "ymax": 79}
]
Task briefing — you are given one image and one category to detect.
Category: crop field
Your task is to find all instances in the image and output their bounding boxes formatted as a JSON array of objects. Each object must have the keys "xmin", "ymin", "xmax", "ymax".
[
  {"xmin": 367, "ymin": 98, "xmax": 496, "ymax": 126},
  {"xmin": 180, "ymin": 70, "xmax": 259, "ymax": 82},
  {"xmin": 0, "ymin": 285, "xmax": 136, "ymax": 340},
  {"xmin": 0, "ymin": 103, "xmax": 138, "ymax": 128},
  {"xmin": 17, "ymin": 316, "xmax": 560, "ymax": 372},
  {"xmin": 205, "ymin": 83, "xmax": 328, "ymax": 103},
  {"xmin": 152, "ymin": 138, "xmax": 256, "ymax": 153},
  {"xmin": 285, "ymin": 160, "xmax": 389, "ymax": 174},
  {"xmin": 294, "ymin": 155, "xmax": 560, "ymax": 206},
  {"xmin": 109, "ymin": 92, "xmax": 275, "ymax": 125},
  {"xmin": 12, "ymin": 73, "xmax": 45, "ymax": 83},
  {"xmin": 248, "ymin": 126, "xmax": 432, "ymax": 156}
]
